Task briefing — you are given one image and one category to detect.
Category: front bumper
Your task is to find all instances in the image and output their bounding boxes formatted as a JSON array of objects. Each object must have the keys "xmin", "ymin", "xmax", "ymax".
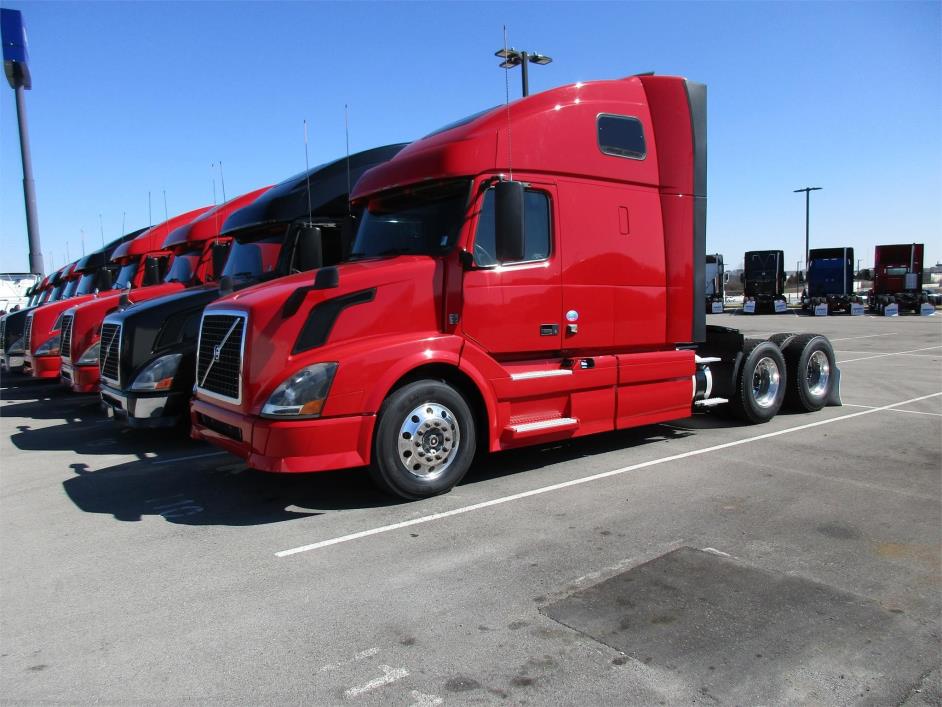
[
  {"xmin": 25, "ymin": 354, "xmax": 61, "ymax": 379},
  {"xmin": 61, "ymin": 362, "xmax": 101, "ymax": 393},
  {"xmin": 190, "ymin": 397, "xmax": 375, "ymax": 473},
  {"xmin": 100, "ymin": 384, "xmax": 187, "ymax": 429}
]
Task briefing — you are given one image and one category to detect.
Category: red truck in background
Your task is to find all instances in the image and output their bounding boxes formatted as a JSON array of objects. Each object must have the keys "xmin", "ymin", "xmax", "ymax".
[
  {"xmin": 190, "ymin": 75, "xmax": 841, "ymax": 499},
  {"xmin": 60, "ymin": 192, "xmax": 267, "ymax": 393},
  {"xmin": 24, "ymin": 207, "xmax": 210, "ymax": 380},
  {"xmin": 1, "ymin": 268, "xmax": 64, "ymax": 372},
  {"xmin": 867, "ymin": 243, "xmax": 926, "ymax": 314}
]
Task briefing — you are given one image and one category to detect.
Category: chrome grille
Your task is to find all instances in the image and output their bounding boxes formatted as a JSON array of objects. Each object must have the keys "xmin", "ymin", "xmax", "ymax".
[
  {"xmin": 60, "ymin": 314, "xmax": 74, "ymax": 362},
  {"xmin": 99, "ymin": 322, "xmax": 121, "ymax": 384},
  {"xmin": 23, "ymin": 314, "xmax": 33, "ymax": 354},
  {"xmin": 196, "ymin": 313, "xmax": 245, "ymax": 401}
]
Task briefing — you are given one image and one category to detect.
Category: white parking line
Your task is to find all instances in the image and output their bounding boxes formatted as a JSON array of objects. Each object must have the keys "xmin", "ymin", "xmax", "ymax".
[
  {"xmin": 829, "ymin": 333, "xmax": 898, "ymax": 341},
  {"xmin": 275, "ymin": 391, "xmax": 942, "ymax": 558},
  {"xmin": 841, "ymin": 404, "xmax": 942, "ymax": 418},
  {"xmin": 344, "ymin": 665, "xmax": 409, "ymax": 698},
  {"xmin": 838, "ymin": 345, "xmax": 942, "ymax": 363}
]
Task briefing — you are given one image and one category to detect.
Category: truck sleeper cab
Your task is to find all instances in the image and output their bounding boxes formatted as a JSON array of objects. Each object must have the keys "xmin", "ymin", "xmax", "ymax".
[
  {"xmin": 705, "ymin": 253, "xmax": 727, "ymax": 313},
  {"xmin": 191, "ymin": 75, "xmax": 841, "ymax": 500},
  {"xmin": 868, "ymin": 243, "xmax": 926, "ymax": 314},
  {"xmin": 802, "ymin": 247, "xmax": 859, "ymax": 314},
  {"xmin": 741, "ymin": 250, "xmax": 786, "ymax": 314},
  {"xmin": 61, "ymin": 202, "xmax": 240, "ymax": 394}
]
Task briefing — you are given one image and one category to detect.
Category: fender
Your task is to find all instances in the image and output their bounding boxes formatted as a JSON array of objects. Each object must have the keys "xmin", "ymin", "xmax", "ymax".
[{"xmin": 358, "ymin": 334, "xmax": 464, "ymax": 414}]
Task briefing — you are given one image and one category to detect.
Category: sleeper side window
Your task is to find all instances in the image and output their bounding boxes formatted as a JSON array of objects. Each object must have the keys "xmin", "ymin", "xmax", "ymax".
[
  {"xmin": 473, "ymin": 188, "xmax": 551, "ymax": 267},
  {"xmin": 597, "ymin": 114, "xmax": 646, "ymax": 160}
]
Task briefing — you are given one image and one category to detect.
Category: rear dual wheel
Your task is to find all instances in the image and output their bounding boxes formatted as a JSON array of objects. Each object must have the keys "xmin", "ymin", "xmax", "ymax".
[
  {"xmin": 730, "ymin": 340, "xmax": 786, "ymax": 424},
  {"xmin": 782, "ymin": 334, "xmax": 835, "ymax": 412}
]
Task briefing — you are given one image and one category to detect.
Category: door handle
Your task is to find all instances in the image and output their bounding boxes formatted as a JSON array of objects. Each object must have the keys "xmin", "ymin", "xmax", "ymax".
[{"xmin": 540, "ymin": 324, "xmax": 559, "ymax": 336}]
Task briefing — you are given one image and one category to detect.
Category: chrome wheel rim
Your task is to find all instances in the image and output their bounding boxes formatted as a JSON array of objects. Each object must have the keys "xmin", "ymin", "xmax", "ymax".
[
  {"xmin": 806, "ymin": 349, "xmax": 830, "ymax": 397},
  {"xmin": 752, "ymin": 356, "xmax": 781, "ymax": 408},
  {"xmin": 397, "ymin": 402, "xmax": 460, "ymax": 480}
]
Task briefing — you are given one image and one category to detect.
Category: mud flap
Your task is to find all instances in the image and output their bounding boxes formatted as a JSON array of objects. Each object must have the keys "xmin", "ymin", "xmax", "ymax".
[{"xmin": 827, "ymin": 366, "xmax": 842, "ymax": 406}]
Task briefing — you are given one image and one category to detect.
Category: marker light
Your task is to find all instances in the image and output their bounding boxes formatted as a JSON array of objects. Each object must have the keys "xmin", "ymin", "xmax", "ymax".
[{"xmin": 261, "ymin": 362, "xmax": 337, "ymax": 418}]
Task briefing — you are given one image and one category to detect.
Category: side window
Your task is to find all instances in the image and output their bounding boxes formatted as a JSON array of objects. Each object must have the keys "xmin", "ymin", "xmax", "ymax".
[
  {"xmin": 473, "ymin": 188, "xmax": 551, "ymax": 266},
  {"xmin": 597, "ymin": 114, "xmax": 645, "ymax": 160}
]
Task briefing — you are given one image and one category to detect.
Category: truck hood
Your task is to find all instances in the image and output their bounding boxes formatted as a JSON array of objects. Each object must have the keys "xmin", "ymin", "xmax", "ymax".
[
  {"xmin": 202, "ymin": 256, "xmax": 442, "ymax": 413},
  {"xmin": 26, "ymin": 294, "xmax": 98, "ymax": 351}
]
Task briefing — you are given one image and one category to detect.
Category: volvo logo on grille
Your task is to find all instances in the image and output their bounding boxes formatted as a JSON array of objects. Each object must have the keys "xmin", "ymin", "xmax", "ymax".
[{"xmin": 212, "ymin": 344, "xmax": 222, "ymax": 362}]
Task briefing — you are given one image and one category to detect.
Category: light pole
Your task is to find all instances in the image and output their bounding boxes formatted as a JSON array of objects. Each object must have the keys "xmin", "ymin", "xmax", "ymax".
[
  {"xmin": 495, "ymin": 48, "xmax": 552, "ymax": 97},
  {"xmin": 793, "ymin": 186, "xmax": 821, "ymax": 273},
  {"xmin": 2, "ymin": 9, "xmax": 43, "ymax": 275}
]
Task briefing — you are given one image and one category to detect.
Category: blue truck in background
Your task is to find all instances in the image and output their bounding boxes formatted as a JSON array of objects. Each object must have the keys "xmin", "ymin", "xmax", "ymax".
[{"xmin": 802, "ymin": 247, "xmax": 862, "ymax": 314}]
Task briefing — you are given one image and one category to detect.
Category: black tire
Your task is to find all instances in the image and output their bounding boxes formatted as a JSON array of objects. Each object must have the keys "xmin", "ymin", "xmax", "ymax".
[
  {"xmin": 729, "ymin": 340, "xmax": 787, "ymax": 424},
  {"xmin": 369, "ymin": 379, "xmax": 476, "ymax": 500},
  {"xmin": 767, "ymin": 332, "xmax": 796, "ymax": 350},
  {"xmin": 782, "ymin": 334, "xmax": 835, "ymax": 412}
]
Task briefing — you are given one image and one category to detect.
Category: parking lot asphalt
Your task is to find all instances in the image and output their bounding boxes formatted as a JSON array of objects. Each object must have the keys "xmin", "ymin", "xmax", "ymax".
[{"xmin": 2, "ymin": 312, "xmax": 940, "ymax": 705}]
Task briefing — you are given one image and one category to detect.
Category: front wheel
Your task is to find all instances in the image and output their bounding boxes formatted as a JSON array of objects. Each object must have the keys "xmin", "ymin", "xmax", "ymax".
[
  {"xmin": 369, "ymin": 379, "xmax": 476, "ymax": 500},
  {"xmin": 729, "ymin": 340, "xmax": 787, "ymax": 424}
]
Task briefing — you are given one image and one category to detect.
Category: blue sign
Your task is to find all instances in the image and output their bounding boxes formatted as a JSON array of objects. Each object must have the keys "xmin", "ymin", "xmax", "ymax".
[{"xmin": 1, "ymin": 9, "xmax": 31, "ymax": 89}]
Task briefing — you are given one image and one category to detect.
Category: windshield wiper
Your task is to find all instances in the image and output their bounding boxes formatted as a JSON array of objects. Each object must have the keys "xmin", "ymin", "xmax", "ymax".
[{"xmin": 348, "ymin": 248, "xmax": 418, "ymax": 260}]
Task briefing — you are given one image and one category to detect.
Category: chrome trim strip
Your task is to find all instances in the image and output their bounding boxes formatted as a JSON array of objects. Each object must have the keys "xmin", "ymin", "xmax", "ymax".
[
  {"xmin": 510, "ymin": 369, "xmax": 573, "ymax": 381},
  {"xmin": 510, "ymin": 417, "xmax": 578, "ymax": 433}
]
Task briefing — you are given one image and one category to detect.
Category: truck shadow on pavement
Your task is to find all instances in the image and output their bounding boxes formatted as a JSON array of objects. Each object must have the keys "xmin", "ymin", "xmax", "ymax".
[{"xmin": 60, "ymin": 424, "xmax": 695, "ymax": 526}]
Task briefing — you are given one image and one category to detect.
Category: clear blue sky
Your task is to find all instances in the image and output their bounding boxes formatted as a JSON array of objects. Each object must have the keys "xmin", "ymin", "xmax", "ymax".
[{"xmin": 1, "ymin": 1, "xmax": 939, "ymax": 274}]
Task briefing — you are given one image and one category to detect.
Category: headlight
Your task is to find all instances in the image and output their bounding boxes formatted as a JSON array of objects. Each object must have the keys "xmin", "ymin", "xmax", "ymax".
[
  {"xmin": 76, "ymin": 341, "xmax": 101, "ymax": 366},
  {"xmin": 130, "ymin": 353, "xmax": 183, "ymax": 391},
  {"xmin": 7, "ymin": 336, "xmax": 24, "ymax": 354},
  {"xmin": 34, "ymin": 335, "xmax": 60, "ymax": 356},
  {"xmin": 261, "ymin": 362, "xmax": 337, "ymax": 418}
]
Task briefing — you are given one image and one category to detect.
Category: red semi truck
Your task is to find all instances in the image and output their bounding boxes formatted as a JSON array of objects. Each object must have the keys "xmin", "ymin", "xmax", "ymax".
[
  {"xmin": 190, "ymin": 75, "xmax": 841, "ymax": 499},
  {"xmin": 24, "ymin": 207, "xmax": 210, "ymax": 380},
  {"xmin": 60, "ymin": 191, "xmax": 267, "ymax": 393},
  {"xmin": 867, "ymin": 243, "xmax": 926, "ymax": 314}
]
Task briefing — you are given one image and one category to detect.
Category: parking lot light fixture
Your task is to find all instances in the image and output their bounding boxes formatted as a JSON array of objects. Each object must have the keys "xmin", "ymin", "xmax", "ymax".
[{"xmin": 494, "ymin": 47, "xmax": 553, "ymax": 97}]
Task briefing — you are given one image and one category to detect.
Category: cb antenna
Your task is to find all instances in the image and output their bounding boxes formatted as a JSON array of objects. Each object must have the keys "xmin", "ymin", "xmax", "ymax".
[
  {"xmin": 121, "ymin": 211, "xmax": 126, "ymax": 236},
  {"xmin": 98, "ymin": 213, "xmax": 105, "ymax": 247},
  {"xmin": 211, "ymin": 162, "xmax": 217, "ymax": 205},
  {"xmin": 148, "ymin": 191, "xmax": 152, "ymax": 227},
  {"xmin": 80, "ymin": 228, "xmax": 85, "ymax": 256},
  {"xmin": 218, "ymin": 161, "xmax": 227, "ymax": 202},
  {"xmin": 344, "ymin": 105, "xmax": 352, "ymax": 216},
  {"xmin": 503, "ymin": 25, "xmax": 513, "ymax": 180},
  {"xmin": 303, "ymin": 119, "xmax": 313, "ymax": 226},
  {"xmin": 163, "ymin": 189, "xmax": 169, "ymax": 236}
]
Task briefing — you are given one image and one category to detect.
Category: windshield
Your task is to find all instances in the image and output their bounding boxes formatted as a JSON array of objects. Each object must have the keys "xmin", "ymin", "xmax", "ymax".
[
  {"xmin": 349, "ymin": 180, "xmax": 469, "ymax": 260},
  {"xmin": 75, "ymin": 272, "xmax": 98, "ymax": 296},
  {"xmin": 164, "ymin": 247, "xmax": 201, "ymax": 284},
  {"xmin": 61, "ymin": 278, "xmax": 79, "ymax": 299},
  {"xmin": 114, "ymin": 262, "xmax": 138, "ymax": 289},
  {"xmin": 222, "ymin": 234, "xmax": 282, "ymax": 280}
]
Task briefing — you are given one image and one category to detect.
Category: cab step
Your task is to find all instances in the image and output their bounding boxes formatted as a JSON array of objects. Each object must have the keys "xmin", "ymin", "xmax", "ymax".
[{"xmin": 505, "ymin": 416, "xmax": 579, "ymax": 440}]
